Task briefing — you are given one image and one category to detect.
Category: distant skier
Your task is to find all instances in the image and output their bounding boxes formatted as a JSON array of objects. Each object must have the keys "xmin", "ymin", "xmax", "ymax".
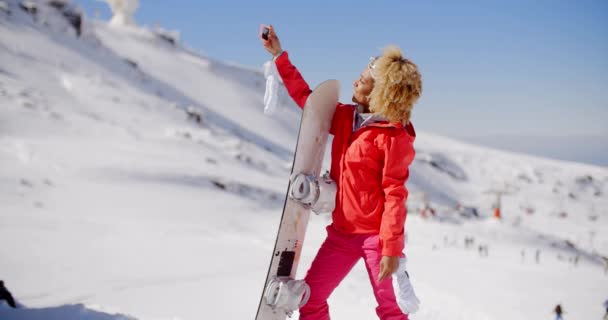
[
  {"xmin": 0, "ymin": 280, "xmax": 16, "ymax": 308},
  {"xmin": 554, "ymin": 304, "xmax": 564, "ymax": 320},
  {"xmin": 261, "ymin": 25, "xmax": 422, "ymax": 319},
  {"xmin": 478, "ymin": 245, "xmax": 489, "ymax": 257},
  {"xmin": 603, "ymin": 299, "xmax": 608, "ymax": 320}
]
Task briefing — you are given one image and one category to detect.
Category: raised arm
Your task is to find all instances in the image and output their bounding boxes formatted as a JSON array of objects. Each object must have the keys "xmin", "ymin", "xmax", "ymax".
[
  {"xmin": 260, "ymin": 25, "xmax": 312, "ymax": 109},
  {"xmin": 274, "ymin": 52, "xmax": 312, "ymax": 108}
]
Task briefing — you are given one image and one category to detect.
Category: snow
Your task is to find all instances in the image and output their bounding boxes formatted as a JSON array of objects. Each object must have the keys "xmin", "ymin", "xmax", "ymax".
[
  {"xmin": 1, "ymin": 1, "xmax": 607, "ymax": 319},
  {"xmin": 103, "ymin": 0, "xmax": 138, "ymax": 27},
  {"xmin": 0, "ymin": 304, "xmax": 135, "ymax": 320}
]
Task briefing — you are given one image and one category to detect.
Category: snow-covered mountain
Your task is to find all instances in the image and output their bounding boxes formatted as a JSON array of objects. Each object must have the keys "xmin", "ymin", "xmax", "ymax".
[{"xmin": 1, "ymin": 1, "xmax": 607, "ymax": 320}]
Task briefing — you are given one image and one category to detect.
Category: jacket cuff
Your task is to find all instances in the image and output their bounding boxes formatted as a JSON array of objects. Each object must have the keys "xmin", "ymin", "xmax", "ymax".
[
  {"xmin": 381, "ymin": 240, "xmax": 404, "ymax": 257},
  {"xmin": 274, "ymin": 50, "xmax": 289, "ymax": 65},
  {"xmin": 272, "ymin": 50, "xmax": 285, "ymax": 62}
]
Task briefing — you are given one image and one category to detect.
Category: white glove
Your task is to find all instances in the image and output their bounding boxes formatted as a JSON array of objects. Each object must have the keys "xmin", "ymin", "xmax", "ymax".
[
  {"xmin": 263, "ymin": 61, "xmax": 280, "ymax": 115},
  {"xmin": 392, "ymin": 257, "xmax": 420, "ymax": 314}
]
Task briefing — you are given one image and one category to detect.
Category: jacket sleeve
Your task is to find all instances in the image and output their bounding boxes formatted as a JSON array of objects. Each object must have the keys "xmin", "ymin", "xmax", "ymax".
[
  {"xmin": 379, "ymin": 132, "xmax": 415, "ymax": 257},
  {"xmin": 274, "ymin": 51, "xmax": 312, "ymax": 109}
]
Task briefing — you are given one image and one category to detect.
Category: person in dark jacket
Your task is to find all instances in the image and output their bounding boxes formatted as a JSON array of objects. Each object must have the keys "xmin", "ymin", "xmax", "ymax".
[
  {"xmin": 0, "ymin": 280, "xmax": 16, "ymax": 308},
  {"xmin": 554, "ymin": 304, "xmax": 564, "ymax": 320}
]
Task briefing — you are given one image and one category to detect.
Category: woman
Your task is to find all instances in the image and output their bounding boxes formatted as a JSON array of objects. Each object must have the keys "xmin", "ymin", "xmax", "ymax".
[{"xmin": 261, "ymin": 25, "xmax": 422, "ymax": 320}]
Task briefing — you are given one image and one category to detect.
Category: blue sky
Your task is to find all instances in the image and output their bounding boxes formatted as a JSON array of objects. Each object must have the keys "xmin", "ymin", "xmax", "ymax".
[{"xmin": 76, "ymin": 0, "xmax": 608, "ymax": 163}]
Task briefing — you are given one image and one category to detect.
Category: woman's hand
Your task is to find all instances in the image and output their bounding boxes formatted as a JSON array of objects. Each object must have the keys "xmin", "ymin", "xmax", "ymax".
[
  {"xmin": 378, "ymin": 255, "xmax": 399, "ymax": 281},
  {"xmin": 260, "ymin": 24, "xmax": 283, "ymax": 57}
]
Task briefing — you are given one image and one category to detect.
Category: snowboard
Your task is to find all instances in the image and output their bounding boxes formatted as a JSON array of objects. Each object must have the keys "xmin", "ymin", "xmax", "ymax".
[{"xmin": 255, "ymin": 80, "xmax": 339, "ymax": 320}]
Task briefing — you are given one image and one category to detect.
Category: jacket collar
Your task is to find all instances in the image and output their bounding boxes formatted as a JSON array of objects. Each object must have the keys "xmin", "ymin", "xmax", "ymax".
[
  {"xmin": 352, "ymin": 105, "xmax": 416, "ymax": 138},
  {"xmin": 353, "ymin": 105, "xmax": 416, "ymax": 138},
  {"xmin": 354, "ymin": 112, "xmax": 387, "ymax": 130}
]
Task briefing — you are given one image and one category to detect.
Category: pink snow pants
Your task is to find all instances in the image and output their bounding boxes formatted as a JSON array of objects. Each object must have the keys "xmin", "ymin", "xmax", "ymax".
[{"xmin": 299, "ymin": 225, "xmax": 408, "ymax": 320}]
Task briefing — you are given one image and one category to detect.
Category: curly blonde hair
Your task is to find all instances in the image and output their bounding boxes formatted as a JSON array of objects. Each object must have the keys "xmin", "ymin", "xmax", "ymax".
[{"xmin": 368, "ymin": 46, "xmax": 422, "ymax": 125}]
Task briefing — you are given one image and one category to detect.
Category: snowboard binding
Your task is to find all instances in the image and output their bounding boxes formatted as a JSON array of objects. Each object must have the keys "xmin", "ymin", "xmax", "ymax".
[
  {"xmin": 289, "ymin": 171, "xmax": 336, "ymax": 214},
  {"xmin": 264, "ymin": 276, "xmax": 311, "ymax": 317}
]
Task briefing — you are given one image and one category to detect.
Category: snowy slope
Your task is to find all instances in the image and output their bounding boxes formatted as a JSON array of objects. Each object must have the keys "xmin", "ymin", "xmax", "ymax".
[{"xmin": 1, "ymin": 1, "xmax": 607, "ymax": 320}]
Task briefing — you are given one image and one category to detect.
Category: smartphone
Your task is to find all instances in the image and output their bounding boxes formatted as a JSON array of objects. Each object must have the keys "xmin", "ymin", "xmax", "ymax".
[{"xmin": 262, "ymin": 27, "xmax": 270, "ymax": 40}]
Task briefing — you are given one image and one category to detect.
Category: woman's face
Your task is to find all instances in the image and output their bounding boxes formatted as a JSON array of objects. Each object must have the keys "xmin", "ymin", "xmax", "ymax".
[{"xmin": 352, "ymin": 68, "xmax": 374, "ymax": 107}]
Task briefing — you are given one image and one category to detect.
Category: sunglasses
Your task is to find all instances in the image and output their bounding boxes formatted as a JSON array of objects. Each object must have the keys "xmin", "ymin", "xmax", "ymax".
[{"xmin": 368, "ymin": 56, "xmax": 379, "ymax": 79}]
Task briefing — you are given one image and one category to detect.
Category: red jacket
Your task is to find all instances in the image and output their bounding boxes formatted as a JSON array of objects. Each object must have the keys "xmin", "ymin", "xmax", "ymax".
[{"xmin": 275, "ymin": 52, "xmax": 416, "ymax": 256}]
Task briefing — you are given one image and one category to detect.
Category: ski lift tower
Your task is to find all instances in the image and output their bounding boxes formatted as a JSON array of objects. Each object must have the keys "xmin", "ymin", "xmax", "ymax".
[
  {"xmin": 419, "ymin": 192, "xmax": 431, "ymax": 218},
  {"xmin": 483, "ymin": 186, "xmax": 516, "ymax": 219},
  {"xmin": 408, "ymin": 191, "xmax": 430, "ymax": 218}
]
